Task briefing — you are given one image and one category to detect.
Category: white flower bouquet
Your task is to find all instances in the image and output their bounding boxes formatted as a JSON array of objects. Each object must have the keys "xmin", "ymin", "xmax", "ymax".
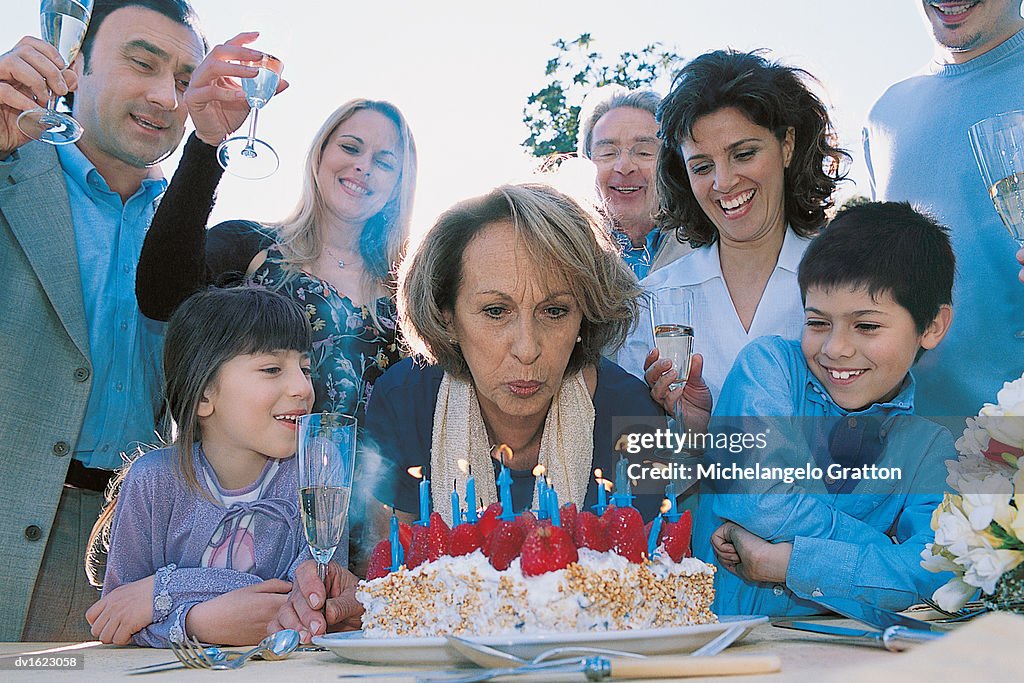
[{"xmin": 921, "ymin": 374, "xmax": 1024, "ymax": 611}]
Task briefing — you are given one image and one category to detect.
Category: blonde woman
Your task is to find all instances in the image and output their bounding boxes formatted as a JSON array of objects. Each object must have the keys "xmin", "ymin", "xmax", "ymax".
[{"xmin": 137, "ymin": 36, "xmax": 417, "ymax": 420}]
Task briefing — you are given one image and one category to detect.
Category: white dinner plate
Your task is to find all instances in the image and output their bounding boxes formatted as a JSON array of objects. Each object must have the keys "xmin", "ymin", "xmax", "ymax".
[{"xmin": 313, "ymin": 615, "xmax": 767, "ymax": 665}]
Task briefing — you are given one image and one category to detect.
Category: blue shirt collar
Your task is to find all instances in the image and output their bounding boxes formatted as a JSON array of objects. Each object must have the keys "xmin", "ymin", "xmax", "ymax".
[
  {"xmin": 57, "ymin": 142, "xmax": 166, "ymax": 200},
  {"xmin": 805, "ymin": 369, "xmax": 917, "ymax": 418}
]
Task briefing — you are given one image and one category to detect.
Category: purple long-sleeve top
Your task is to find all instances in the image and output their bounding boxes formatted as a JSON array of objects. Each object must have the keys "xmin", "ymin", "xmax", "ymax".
[{"xmin": 101, "ymin": 445, "xmax": 339, "ymax": 647}]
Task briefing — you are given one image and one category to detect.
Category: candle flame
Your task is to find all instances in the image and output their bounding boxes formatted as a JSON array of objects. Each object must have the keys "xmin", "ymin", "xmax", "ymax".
[
  {"xmin": 532, "ymin": 464, "xmax": 546, "ymax": 477},
  {"xmin": 660, "ymin": 498, "xmax": 672, "ymax": 514},
  {"xmin": 601, "ymin": 478, "xmax": 613, "ymax": 492},
  {"xmin": 495, "ymin": 444, "xmax": 513, "ymax": 464},
  {"xmin": 457, "ymin": 458, "xmax": 470, "ymax": 475},
  {"xmin": 594, "ymin": 468, "xmax": 603, "ymax": 479},
  {"xmin": 614, "ymin": 434, "xmax": 629, "ymax": 451},
  {"xmin": 407, "ymin": 466, "xmax": 424, "ymax": 480}
]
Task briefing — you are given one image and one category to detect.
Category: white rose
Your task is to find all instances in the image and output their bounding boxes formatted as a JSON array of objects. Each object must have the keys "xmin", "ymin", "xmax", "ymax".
[
  {"xmin": 955, "ymin": 548, "xmax": 1024, "ymax": 595},
  {"xmin": 960, "ymin": 491, "xmax": 1013, "ymax": 532},
  {"xmin": 979, "ymin": 375, "xmax": 1024, "ymax": 448},
  {"xmin": 994, "ymin": 374, "xmax": 1024, "ymax": 414},
  {"xmin": 920, "ymin": 543, "xmax": 959, "ymax": 574},
  {"xmin": 946, "ymin": 456, "xmax": 1015, "ymax": 495},
  {"xmin": 931, "ymin": 576, "xmax": 977, "ymax": 612},
  {"xmin": 954, "ymin": 418, "xmax": 990, "ymax": 458},
  {"xmin": 934, "ymin": 504, "xmax": 983, "ymax": 557}
]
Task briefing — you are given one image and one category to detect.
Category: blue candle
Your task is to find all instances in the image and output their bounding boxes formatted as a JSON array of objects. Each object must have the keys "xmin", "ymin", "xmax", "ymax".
[
  {"xmin": 496, "ymin": 446, "xmax": 515, "ymax": 521},
  {"xmin": 647, "ymin": 512, "xmax": 664, "ymax": 559},
  {"xmin": 451, "ymin": 482, "xmax": 461, "ymax": 527},
  {"xmin": 594, "ymin": 468, "xmax": 608, "ymax": 516},
  {"xmin": 665, "ymin": 482, "xmax": 680, "ymax": 523},
  {"xmin": 465, "ymin": 475, "xmax": 478, "ymax": 523},
  {"xmin": 419, "ymin": 476, "xmax": 431, "ymax": 526},
  {"xmin": 612, "ymin": 456, "xmax": 634, "ymax": 507},
  {"xmin": 534, "ymin": 467, "xmax": 549, "ymax": 520},
  {"xmin": 389, "ymin": 511, "xmax": 403, "ymax": 572},
  {"xmin": 547, "ymin": 486, "xmax": 561, "ymax": 527}
]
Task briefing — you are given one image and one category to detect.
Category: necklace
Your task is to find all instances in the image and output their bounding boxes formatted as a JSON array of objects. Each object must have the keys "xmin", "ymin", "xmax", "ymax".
[{"xmin": 324, "ymin": 247, "xmax": 350, "ymax": 270}]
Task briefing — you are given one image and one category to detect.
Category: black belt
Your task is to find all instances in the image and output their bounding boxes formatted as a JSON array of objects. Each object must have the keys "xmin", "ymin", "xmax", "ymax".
[{"xmin": 64, "ymin": 459, "xmax": 114, "ymax": 493}]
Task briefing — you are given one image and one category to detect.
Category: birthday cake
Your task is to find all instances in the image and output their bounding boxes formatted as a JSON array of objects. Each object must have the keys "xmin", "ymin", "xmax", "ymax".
[{"xmin": 356, "ymin": 503, "xmax": 716, "ymax": 637}]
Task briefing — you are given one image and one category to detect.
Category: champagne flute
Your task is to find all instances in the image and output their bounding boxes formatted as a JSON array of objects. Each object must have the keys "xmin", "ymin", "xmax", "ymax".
[
  {"xmin": 968, "ymin": 111, "xmax": 1024, "ymax": 338},
  {"xmin": 297, "ymin": 412, "xmax": 357, "ymax": 584},
  {"xmin": 17, "ymin": 0, "xmax": 93, "ymax": 145},
  {"xmin": 649, "ymin": 287, "xmax": 695, "ymax": 431},
  {"xmin": 217, "ymin": 52, "xmax": 282, "ymax": 180}
]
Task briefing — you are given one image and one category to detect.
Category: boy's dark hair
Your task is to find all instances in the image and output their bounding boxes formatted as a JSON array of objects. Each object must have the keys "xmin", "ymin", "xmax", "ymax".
[{"xmin": 798, "ymin": 201, "xmax": 955, "ymax": 333}]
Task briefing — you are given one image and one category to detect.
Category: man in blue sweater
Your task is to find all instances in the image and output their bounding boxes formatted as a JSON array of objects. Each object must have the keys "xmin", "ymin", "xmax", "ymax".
[{"xmin": 863, "ymin": 0, "xmax": 1024, "ymax": 417}]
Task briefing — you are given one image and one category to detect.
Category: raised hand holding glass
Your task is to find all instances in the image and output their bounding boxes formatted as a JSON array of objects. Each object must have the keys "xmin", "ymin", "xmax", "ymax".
[
  {"xmin": 649, "ymin": 287, "xmax": 695, "ymax": 429},
  {"xmin": 17, "ymin": 0, "xmax": 93, "ymax": 145},
  {"xmin": 968, "ymin": 111, "xmax": 1024, "ymax": 337},
  {"xmin": 217, "ymin": 52, "xmax": 282, "ymax": 179}
]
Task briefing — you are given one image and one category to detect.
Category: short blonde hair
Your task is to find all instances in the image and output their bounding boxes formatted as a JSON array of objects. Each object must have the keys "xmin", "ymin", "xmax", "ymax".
[
  {"xmin": 273, "ymin": 99, "xmax": 417, "ymax": 302},
  {"xmin": 398, "ymin": 183, "xmax": 642, "ymax": 379}
]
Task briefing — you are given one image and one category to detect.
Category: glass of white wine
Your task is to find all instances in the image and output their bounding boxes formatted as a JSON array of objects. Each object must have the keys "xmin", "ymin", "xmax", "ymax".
[
  {"xmin": 217, "ymin": 52, "xmax": 282, "ymax": 180},
  {"xmin": 297, "ymin": 412, "xmax": 357, "ymax": 584},
  {"xmin": 17, "ymin": 0, "xmax": 93, "ymax": 145},
  {"xmin": 969, "ymin": 111, "xmax": 1024, "ymax": 338},
  {"xmin": 649, "ymin": 287, "xmax": 695, "ymax": 429}
]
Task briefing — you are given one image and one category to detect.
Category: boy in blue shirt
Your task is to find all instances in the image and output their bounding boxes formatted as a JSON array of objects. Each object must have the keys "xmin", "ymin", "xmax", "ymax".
[{"xmin": 694, "ymin": 201, "xmax": 956, "ymax": 616}]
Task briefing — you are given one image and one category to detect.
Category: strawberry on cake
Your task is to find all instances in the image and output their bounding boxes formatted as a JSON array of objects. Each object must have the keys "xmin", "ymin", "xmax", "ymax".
[{"xmin": 357, "ymin": 503, "xmax": 716, "ymax": 637}]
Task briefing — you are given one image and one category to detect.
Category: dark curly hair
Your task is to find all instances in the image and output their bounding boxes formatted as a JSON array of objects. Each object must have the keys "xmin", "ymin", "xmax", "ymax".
[{"xmin": 656, "ymin": 49, "xmax": 849, "ymax": 247}]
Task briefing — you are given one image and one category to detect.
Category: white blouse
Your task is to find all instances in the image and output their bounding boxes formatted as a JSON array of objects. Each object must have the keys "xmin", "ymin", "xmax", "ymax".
[{"xmin": 616, "ymin": 227, "xmax": 810, "ymax": 403}]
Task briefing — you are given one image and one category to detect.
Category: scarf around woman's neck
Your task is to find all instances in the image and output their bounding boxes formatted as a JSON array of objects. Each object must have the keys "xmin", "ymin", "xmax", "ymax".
[{"xmin": 429, "ymin": 369, "xmax": 595, "ymax": 526}]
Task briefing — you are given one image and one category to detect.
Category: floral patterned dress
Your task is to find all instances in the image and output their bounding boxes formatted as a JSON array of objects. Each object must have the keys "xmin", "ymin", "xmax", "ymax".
[{"xmin": 250, "ymin": 248, "xmax": 400, "ymax": 423}]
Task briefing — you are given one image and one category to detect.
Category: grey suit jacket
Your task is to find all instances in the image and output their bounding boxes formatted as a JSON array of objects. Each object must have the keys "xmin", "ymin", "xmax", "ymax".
[{"xmin": 0, "ymin": 141, "xmax": 95, "ymax": 639}]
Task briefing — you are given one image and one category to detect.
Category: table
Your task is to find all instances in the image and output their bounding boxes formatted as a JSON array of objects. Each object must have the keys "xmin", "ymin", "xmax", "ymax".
[{"xmin": 2, "ymin": 612, "xmax": 1021, "ymax": 681}]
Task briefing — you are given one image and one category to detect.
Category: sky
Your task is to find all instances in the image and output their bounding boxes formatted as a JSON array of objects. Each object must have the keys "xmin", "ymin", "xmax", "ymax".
[{"xmin": 1, "ymin": 0, "xmax": 940, "ymax": 237}]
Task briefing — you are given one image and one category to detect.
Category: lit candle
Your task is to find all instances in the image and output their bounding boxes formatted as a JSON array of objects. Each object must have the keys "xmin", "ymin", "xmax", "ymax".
[
  {"xmin": 665, "ymin": 482, "xmax": 680, "ymax": 523},
  {"xmin": 496, "ymin": 445, "xmax": 515, "ymax": 521},
  {"xmin": 533, "ymin": 465, "xmax": 548, "ymax": 520},
  {"xmin": 593, "ymin": 468, "xmax": 608, "ymax": 516},
  {"xmin": 648, "ymin": 499, "xmax": 672, "ymax": 559},
  {"xmin": 465, "ymin": 473, "xmax": 478, "ymax": 524},
  {"xmin": 451, "ymin": 481, "xmax": 461, "ymax": 527},
  {"xmin": 389, "ymin": 510, "xmax": 403, "ymax": 572},
  {"xmin": 547, "ymin": 486, "xmax": 561, "ymax": 527},
  {"xmin": 408, "ymin": 466, "xmax": 430, "ymax": 526}
]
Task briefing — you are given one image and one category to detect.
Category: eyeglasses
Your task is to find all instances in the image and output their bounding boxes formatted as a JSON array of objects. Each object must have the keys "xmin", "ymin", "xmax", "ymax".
[{"xmin": 591, "ymin": 142, "xmax": 659, "ymax": 167}]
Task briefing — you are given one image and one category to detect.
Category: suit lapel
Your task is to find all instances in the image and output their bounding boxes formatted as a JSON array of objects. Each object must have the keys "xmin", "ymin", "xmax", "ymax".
[{"xmin": 0, "ymin": 143, "xmax": 90, "ymax": 359}]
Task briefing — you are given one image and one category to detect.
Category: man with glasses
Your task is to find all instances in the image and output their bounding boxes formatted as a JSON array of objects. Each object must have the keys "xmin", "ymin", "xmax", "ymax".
[{"xmin": 577, "ymin": 86, "xmax": 690, "ymax": 280}]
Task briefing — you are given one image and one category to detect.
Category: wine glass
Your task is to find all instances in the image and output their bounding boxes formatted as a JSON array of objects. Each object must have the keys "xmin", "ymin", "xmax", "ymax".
[
  {"xmin": 17, "ymin": 0, "xmax": 93, "ymax": 145},
  {"xmin": 217, "ymin": 52, "xmax": 282, "ymax": 180},
  {"xmin": 968, "ymin": 111, "xmax": 1024, "ymax": 338},
  {"xmin": 649, "ymin": 287, "xmax": 695, "ymax": 429},
  {"xmin": 296, "ymin": 412, "xmax": 357, "ymax": 584}
]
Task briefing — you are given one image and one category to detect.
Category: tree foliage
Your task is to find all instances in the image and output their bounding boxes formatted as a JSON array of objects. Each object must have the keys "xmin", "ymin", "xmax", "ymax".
[{"xmin": 522, "ymin": 34, "xmax": 683, "ymax": 159}]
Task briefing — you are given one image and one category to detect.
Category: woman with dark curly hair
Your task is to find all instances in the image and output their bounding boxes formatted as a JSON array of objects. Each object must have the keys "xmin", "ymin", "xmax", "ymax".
[{"xmin": 617, "ymin": 49, "xmax": 848, "ymax": 409}]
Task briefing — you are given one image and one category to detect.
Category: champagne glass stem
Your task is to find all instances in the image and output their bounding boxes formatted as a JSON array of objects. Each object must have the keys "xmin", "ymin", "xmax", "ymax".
[
  {"xmin": 242, "ymin": 107, "xmax": 260, "ymax": 157},
  {"xmin": 317, "ymin": 560, "xmax": 327, "ymax": 585},
  {"xmin": 672, "ymin": 388, "xmax": 687, "ymax": 436}
]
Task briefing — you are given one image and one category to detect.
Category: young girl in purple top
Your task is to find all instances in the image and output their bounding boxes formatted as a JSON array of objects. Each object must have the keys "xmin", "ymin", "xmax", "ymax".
[{"xmin": 85, "ymin": 287, "xmax": 317, "ymax": 647}]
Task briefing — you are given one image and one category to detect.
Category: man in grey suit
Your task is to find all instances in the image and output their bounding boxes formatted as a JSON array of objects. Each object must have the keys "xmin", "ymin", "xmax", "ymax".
[{"xmin": 0, "ymin": 0, "xmax": 206, "ymax": 640}]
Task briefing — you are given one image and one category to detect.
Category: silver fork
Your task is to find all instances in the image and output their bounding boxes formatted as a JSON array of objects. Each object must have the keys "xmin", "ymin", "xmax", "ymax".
[{"xmin": 170, "ymin": 634, "xmax": 222, "ymax": 670}]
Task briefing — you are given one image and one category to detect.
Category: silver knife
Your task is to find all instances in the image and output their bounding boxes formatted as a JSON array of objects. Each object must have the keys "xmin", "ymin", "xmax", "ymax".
[
  {"xmin": 809, "ymin": 596, "xmax": 943, "ymax": 632},
  {"xmin": 774, "ymin": 620, "xmax": 944, "ymax": 651}
]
